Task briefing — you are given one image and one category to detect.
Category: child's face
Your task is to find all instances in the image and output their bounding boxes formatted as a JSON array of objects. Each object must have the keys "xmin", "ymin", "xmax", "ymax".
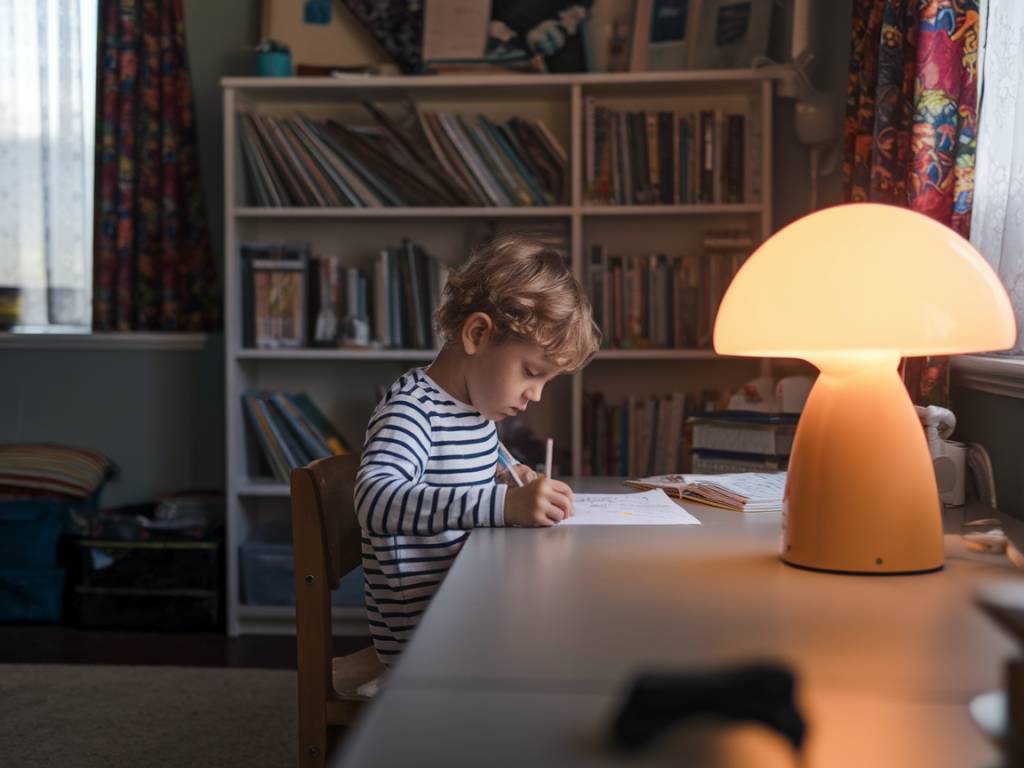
[{"xmin": 466, "ymin": 338, "xmax": 562, "ymax": 421}]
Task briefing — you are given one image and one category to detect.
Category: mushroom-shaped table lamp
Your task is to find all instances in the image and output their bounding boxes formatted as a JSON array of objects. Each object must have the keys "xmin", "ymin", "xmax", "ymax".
[{"xmin": 714, "ymin": 204, "xmax": 1016, "ymax": 573}]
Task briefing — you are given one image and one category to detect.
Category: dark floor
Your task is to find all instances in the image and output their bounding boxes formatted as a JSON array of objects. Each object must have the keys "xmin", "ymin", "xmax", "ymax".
[{"xmin": 0, "ymin": 625, "xmax": 371, "ymax": 668}]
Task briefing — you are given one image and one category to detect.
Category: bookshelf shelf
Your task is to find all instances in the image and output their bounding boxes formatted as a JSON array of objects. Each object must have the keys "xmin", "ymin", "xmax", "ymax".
[
  {"xmin": 581, "ymin": 204, "xmax": 763, "ymax": 217},
  {"xmin": 223, "ymin": 70, "xmax": 778, "ymax": 636},
  {"xmin": 237, "ymin": 481, "xmax": 290, "ymax": 497},
  {"xmin": 236, "ymin": 348, "xmax": 437, "ymax": 361},
  {"xmin": 592, "ymin": 349, "xmax": 723, "ymax": 360},
  {"xmin": 220, "ymin": 67, "xmax": 789, "ymax": 93},
  {"xmin": 234, "ymin": 206, "xmax": 575, "ymax": 219}
]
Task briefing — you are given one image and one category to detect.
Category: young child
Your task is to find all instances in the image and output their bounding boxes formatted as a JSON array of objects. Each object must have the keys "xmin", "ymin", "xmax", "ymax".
[{"xmin": 355, "ymin": 233, "xmax": 600, "ymax": 664}]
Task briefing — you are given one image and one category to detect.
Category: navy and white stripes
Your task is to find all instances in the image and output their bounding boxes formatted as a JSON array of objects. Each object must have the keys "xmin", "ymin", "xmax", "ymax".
[{"xmin": 356, "ymin": 368, "xmax": 507, "ymax": 663}]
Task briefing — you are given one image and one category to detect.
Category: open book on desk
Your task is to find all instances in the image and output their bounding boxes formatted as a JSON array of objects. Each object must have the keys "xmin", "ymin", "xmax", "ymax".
[{"xmin": 624, "ymin": 473, "xmax": 787, "ymax": 512}]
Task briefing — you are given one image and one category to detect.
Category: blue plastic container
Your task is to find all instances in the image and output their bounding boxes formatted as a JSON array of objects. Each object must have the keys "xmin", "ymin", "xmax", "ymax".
[
  {"xmin": 240, "ymin": 524, "xmax": 363, "ymax": 607},
  {"xmin": 0, "ymin": 499, "xmax": 68, "ymax": 568},
  {"xmin": 0, "ymin": 493, "xmax": 101, "ymax": 622},
  {"xmin": 0, "ymin": 493, "xmax": 101, "ymax": 562},
  {"xmin": 0, "ymin": 568, "xmax": 66, "ymax": 622}
]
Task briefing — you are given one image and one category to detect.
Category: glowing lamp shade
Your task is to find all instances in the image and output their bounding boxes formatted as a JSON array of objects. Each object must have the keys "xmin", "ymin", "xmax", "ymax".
[{"xmin": 714, "ymin": 204, "xmax": 1016, "ymax": 573}]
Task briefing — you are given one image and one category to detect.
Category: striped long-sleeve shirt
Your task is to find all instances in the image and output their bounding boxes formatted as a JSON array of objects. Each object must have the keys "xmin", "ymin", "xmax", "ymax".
[{"xmin": 355, "ymin": 368, "xmax": 508, "ymax": 664}]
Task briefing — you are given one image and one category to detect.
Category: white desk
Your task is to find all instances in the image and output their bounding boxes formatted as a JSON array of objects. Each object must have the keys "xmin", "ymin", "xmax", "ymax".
[{"xmin": 336, "ymin": 478, "xmax": 1016, "ymax": 767}]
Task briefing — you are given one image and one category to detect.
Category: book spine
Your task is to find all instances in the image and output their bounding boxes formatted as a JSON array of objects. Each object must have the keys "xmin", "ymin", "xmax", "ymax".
[
  {"xmin": 467, "ymin": 116, "xmax": 532, "ymax": 205},
  {"xmin": 374, "ymin": 251, "xmax": 389, "ymax": 346},
  {"xmin": 238, "ymin": 116, "xmax": 273, "ymax": 206},
  {"xmin": 584, "ymin": 96, "xmax": 596, "ymax": 199},
  {"xmin": 657, "ymin": 111, "xmax": 674, "ymax": 205},
  {"xmin": 241, "ymin": 393, "xmax": 288, "ymax": 481},
  {"xmin": 438, "ymin": 113, "xmax": 507, "ymax": 206},
  {"xmin": 289, "ymin": 393, "xmax": 350, "ymax": 454},
  {"xmin": 498, "ymin": 123, "xmax": 555, "ymax": 205},
  {"xmin": 646, "ymin": 112, "xmax": 659, "ymax": 203},
  {"xmin": 274, "ymin": 392, "xmax": 332, "ymax": 457},
  {"xmin": 267, "ymin": 394, "xmax": 316, "ymax": 464},
  {"xmin": 699, "ymin": 110, "xmax": 714, "ymax": 204},
  {"xmin": 610, "ymin": 256, "xmax": 623, "ymax": 346},
  {"xmin": 257, "ymin": 396, "xmax": 303, "ymax": 475},
  {"xmin": 677, "ymin": 115, "xmax": 687, "ymax": 205},
  {"xmin": 726, "ymin": 114, "xmax": 745, "ymax": 203},
  {"xmin": 646, "ymin": 254, "xmax": 657, "ymax": 344},
  {"xmin": 289, "ymin": 116, "xmax": 364, "ymax": 207},
  {"xmin": 428, "ymin": 112, "xmax": 490, "ymax": 205},
  {"xmin": 714, "ymin": 108, "xmax": 726, "ymax": 205},
  {"xmin": 483, "ymin": 117, "xmax": 550, "ymax": 205},
  {"xmin": 320, "ymin": 121, "xmax": 408, "ymax": 206}
]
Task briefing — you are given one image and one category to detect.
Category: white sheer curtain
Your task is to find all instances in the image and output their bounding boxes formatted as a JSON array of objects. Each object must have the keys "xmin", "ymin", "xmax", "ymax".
[
  {"xmin": 972, "ymin": 0, "xmax": 1024, "ymax": 355},
  {"xmin": 0, "ymin": 0, "xmax": 97, "ymax": 329}
]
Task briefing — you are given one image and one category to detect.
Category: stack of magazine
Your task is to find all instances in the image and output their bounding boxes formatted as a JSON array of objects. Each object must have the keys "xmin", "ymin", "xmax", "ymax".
[
  {"xmin": 238, "ymin": 102, "xmax": 567, "ymax": 208},
  {"xmin": 241, "ymin": 390, "xmax": 351, "ymax": 483},
  {"xmin": 624, "ymin": 472, "xmax": 787, "ymax": 512}
]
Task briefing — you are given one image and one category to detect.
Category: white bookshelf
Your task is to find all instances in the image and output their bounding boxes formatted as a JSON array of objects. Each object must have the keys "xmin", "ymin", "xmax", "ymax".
[{"xmin": 222, "ymin": 69, "xmax": 786, "ymax": 636}]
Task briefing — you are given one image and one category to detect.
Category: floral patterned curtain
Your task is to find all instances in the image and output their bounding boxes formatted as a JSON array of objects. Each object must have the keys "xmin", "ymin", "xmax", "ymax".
[
  {"xmin": 93, "ymin": 0, "xmax": 219, "ymax": 331},
  {"xmin": 843, "ymin": 0, "xmax": 979, "ymax": 407}
]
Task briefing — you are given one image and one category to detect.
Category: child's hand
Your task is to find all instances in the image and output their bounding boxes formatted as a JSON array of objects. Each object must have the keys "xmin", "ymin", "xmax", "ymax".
[
  {"xmin": 496, "ymin": 463, "xmax": 538, "ymax": 486},
  {"xmin": 504, "ymin": 476, "xmax": 574, "ymax": 527},
  {"xmin": 511, "ymin": 464, "xmax": 538, "ymax": 485}
]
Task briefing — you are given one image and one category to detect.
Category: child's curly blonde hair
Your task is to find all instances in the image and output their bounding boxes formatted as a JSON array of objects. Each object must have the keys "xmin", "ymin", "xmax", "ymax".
[{"xmin": 436, "ymin": 233, "xmax": 601, "ymax": 372}]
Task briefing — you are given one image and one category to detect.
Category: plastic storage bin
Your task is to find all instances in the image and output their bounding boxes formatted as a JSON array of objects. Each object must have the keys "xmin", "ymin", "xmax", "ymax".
[
  {"xmin": 240, "ymin": 523, "xmax": 363, "ymax": 607},
  {"xmin": 0, "ymin": 568, "xmax": 66, "ymax": 622},
  {"xmin": 68, "ymin": 538, "xmax": 223, "ymax": 631},
  {"xmin": 0, "ymin": 494, "xmax": 99, "ymax": 623}
]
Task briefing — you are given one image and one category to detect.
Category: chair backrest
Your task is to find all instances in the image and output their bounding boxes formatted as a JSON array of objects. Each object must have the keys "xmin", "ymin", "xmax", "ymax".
[{"xmin": 291, "ymin": 453, "xmax": 362, "ymax": 591}]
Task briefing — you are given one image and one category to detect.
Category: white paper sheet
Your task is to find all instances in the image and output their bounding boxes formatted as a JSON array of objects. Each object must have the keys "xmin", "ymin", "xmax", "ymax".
[{"xmin": 559, "ymin": 490, "xmax": 701, "ymax": 526}]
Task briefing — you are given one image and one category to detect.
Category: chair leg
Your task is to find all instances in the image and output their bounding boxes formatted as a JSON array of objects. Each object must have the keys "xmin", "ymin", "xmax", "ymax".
[{"xmin": 297, "ymin": 691, "xmax": 327, "ymax": 768}]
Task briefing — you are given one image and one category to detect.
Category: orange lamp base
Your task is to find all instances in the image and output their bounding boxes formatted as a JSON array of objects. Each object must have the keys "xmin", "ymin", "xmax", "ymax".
[{"xmin": 781, "ymin": 353, "xmax": 944, "ymax": 575}]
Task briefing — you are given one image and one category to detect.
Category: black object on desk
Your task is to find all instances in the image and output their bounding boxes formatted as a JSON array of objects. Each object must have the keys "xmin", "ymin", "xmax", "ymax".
[{"xmin": 611, "ymin": 662, "xmax": 806, "ymax": 755}]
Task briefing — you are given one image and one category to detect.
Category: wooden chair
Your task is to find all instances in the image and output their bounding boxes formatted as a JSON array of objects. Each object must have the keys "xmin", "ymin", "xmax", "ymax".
[{"xmin": 291, "ymin": 453, "xmax": 384, "ymax": 767}]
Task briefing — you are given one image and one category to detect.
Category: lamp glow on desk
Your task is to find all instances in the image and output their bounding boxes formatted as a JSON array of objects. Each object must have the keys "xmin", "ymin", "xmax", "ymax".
[{"xmin": 714, "ymin": 203, "xmax": 1016, "ymax": 574}]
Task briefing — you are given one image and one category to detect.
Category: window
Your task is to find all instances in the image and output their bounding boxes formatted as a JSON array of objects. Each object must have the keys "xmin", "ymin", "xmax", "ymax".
[
  {"xmin": 0, "ymin": 0, "xmax": 97, "ymax": 329},
  {"xmin": 972, "ymin": 0, "xmax": 1024, "ymax": 357}
]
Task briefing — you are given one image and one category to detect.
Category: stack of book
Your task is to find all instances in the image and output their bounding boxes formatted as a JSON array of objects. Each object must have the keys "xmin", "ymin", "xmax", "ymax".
[
  {"xmin": 688, "ymin": 411, "xmax": 798, "ymax": 473},
  {"xmin": 238, "ymin": 103, "xmax": 567, "ymax": 208},
  {"xmin": 241, "ymin": 242, "xmax": 309, "ymax": 349},
  {"xmin": 587, "ymin": 229, "xmax": 754, "ymax": 349},
  {"xmin": 241, "ymin": 391, "xmax": 351, "ymax": 483},
  {"xmin": 584, "ymin": 390, "xmax": 711, "ymax": 477},
  {"xmin": 624, "ymin": 472, "xmax": 788, "ymax": 513},
  {"xmin": 240, "ymin": 238, "xmax": 450, "ymax": 350},
  {"xmin": 584, "ymin": 103, "xmax": 754, "ymax": 205}
]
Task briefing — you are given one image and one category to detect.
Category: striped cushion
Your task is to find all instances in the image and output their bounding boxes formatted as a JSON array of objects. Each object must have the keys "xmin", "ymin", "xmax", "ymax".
[{"xmin": 0, "ymin": 444, "xmax": 113, "ymax": 499}]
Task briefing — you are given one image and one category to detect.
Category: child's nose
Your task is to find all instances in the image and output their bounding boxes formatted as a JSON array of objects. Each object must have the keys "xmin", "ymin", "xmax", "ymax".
[{"xmin": 525, "ymin": 383, "xmax": 543, "ymax": 403}]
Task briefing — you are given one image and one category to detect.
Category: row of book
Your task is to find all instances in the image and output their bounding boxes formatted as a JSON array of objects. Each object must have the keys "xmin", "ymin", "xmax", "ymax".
[
  {"xmin": 241, "ymin": 239, "xmax": 450, "ymax": 351},
  {"xmin": 688, "ymin": 412, "xmax": 795, "ymax": 474},
  {"xmin": 584, "ymin": 388, "xmax": 797, "ymax": 478},
  {"xmin": 584, "ymin": 391, "xmax": 698, "ymax": 478},
  {"xmin": 587, "ymin": 230, "xmax": 753, "ymax": 350},
  {"xmin": 242, "ymin": 391, "xmax": 352, "ymax": 483},
  {"xmin": 238, "ymin": 104, "xmax": 567, "ymax": 208},
  {"xmin": 584, "ymin": 103, "xmax": 756, "ymax": 206}
]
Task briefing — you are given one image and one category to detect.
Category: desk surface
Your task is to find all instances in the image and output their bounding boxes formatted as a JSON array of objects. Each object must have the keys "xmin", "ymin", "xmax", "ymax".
[{"xmin": 337, "ymin": 478, "xmax": 1016, "ymax": 767}]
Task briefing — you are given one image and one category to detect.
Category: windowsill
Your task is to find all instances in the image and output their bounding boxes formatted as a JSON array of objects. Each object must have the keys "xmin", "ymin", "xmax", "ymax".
[
  {"xmin": 0, "ymin": 327, "xmax": 209, "ymax": 351},
  {"xmin": 952, "ymin": 354, "xmax": 1024, "ymax": 400}
]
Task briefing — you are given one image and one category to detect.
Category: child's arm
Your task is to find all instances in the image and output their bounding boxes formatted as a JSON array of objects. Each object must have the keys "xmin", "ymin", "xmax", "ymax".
[{"xmin": 355, "ymin": 404, "xmax": 508, "ymax": 537}]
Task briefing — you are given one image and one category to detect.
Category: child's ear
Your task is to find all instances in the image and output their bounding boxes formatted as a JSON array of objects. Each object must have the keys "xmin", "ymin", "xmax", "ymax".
[{"xmin": 461, "ymin": 312, "xmax": 494, "ymax": 355}]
